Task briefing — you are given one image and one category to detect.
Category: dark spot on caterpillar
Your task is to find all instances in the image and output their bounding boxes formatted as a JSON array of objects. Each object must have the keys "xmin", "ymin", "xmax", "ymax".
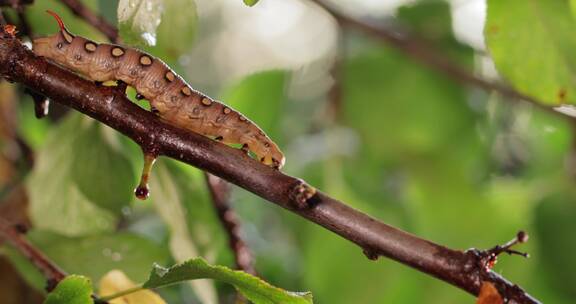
[
  {"xmin": 201, "ymin": 97, "xmax": 212, "ymax": 106},
  {"xmin": 151, "ymin": 107, "xmax": 160, "ymax": 114},
  {"xmin": 84, "ymin": 42, "xmax": 97, "ymax": 52},
  {"xmin": 165, "ymin": 71, "xmax": 175, "ymax": 82},
  {"xmin": 223, "ymin": 107, "xmax": 231, "ymax": 114},
  {"xmin": 56, "ymin": 42, "xmax": 63, "ymax": 49},
  {"xmin": 215, "ymin": 136, "xmax": 223, "ymax": 141},
  {"xmin": 170, "ymin": 95, "xmax": 178, "ymax": 102},
  {"xmin": 74, "ymin": 54, "xmax": 82, "ymax": 61},
  {"xmin": 105, "ymin": 62, "xmax": 113, "ymax": 69},
  {"xmin": 130, "ymin": 68, "xmax": 138, "ymax": 76},
  {"xmin": 264, "ymin": 142, "xmax": 271, "ymax": 148},
  {"xmin": 181, "ymin": 86, "xmax": 192, "ymax": 96},
  {"xmin": 135, "ymin": 93, "xmax": 144, "ymax": 100},
  {"xmin": 111, "ymin": 47, "xmax": 124, "ymax": 57},
  {"xmin": 260, "ymin": 157, "xmax": 265, "ymax": 162},
  {"xmin": 152, "ymin": 80, "xmax": 161, "ymax": 89},
  {"xmin": 139, "ymin": 55, "xmax": 153, "ymax": 66}
]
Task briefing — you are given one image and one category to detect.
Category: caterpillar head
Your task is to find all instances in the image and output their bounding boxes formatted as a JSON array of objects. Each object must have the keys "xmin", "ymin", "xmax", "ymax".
[{"xmin": 33, "ymin": 10, "xmax": 75, "ymax": 62}]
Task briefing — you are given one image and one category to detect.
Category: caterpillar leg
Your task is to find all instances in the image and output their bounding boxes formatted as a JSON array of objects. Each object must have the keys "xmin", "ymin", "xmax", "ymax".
[
  {"xmin": 241, "ymin": 143, "xmax": 250, "ymax": 154},
  {"xmin": 134, "ymin": 153, "xmax": 157, "ymax": 200}
]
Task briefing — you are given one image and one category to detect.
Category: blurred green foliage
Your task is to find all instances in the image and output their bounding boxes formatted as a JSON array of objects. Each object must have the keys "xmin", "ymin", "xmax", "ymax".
[
  {"xmin": 0, "ymin": 0, "xmax": 575, "ymax": 303},
  {"xmin": 44, "ymin": 276, "xmax": 93, "ymax": 304}
]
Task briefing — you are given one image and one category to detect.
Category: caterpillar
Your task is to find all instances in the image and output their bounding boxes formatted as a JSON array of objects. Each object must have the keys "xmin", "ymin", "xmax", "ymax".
[{"xmin": 32, "ymin": 11, "xmax": 285, "ymax": 198}]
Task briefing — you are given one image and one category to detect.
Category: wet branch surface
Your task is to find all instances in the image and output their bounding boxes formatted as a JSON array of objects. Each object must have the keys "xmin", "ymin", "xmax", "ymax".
[{"xmin": 0, "ymin": 31, "xmax": 540, "ymax": 304}]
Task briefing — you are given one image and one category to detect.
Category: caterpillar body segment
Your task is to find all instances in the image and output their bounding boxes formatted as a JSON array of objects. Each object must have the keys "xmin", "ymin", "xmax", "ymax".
[{"xmin": 32, "ymin": 11, "xmax": 286, "ymax": 171}]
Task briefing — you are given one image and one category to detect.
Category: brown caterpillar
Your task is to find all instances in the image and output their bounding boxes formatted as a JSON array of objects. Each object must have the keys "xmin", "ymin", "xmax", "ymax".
[
  {"xmin": 33, "ymin": 11, "xmax": 284, "ymax": 167},
  {"xmin": 33, "ymin": 11, "xmax": 285, "ymax": 198}
]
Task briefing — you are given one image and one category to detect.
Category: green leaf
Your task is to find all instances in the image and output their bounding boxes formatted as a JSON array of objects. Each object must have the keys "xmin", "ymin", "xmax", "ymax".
[
  {"xmin": 486, "ymin": 0, "xmax": 576, "ymax": 105},
  {"xmin": 243, "ymin": 0, "xmax": 259, "ymax": 7},
  {"xmin": 27, "ymin": 114, "xmax": 117, "ymax": 236},
  {"xmin": 154, "ymin": 0, "xmax": 197, "ymax": 62},
  {"xmin": 143, "ymin": 258, "xmax": 313, "ymax": 304},
  {"xmin": 343, "ymin": 47, "xmax": 474, "ymax": 162},
  {"xmin": 29, "ymin": 231, "xmax": 169, "ymax": 285},
  {"xmin": 72, "ymin": 124, "xmax": 135, "ymax": 214},
  {"xmin": 118, "ymin": 0, "xmax": 164, "ymax": 46},
  {"xmin": 149, "ymin": 160, "xmax": 217, "ymax": 303},
  {"xmin": 3, "ymin": 231, "xmax": 169, "ymax": 292},
  {"xmin": 44, "ymin": 275, "xmax": 93, "ymax": 304},
  {"xmin": 221, "ymin": 70, "xmax": 288, "ymax": 141}
]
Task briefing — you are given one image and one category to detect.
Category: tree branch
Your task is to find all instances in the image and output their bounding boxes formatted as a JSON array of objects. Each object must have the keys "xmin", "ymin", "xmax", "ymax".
[
  {"xmin": 0, "ymin": 0, "xmax": 32, "ymax": 9},
  {"xmin": 0, "ymin": 218, "xmax": 66, "ymax": 291},
  {"xmin": 205, "ymin": 173, "xmax": 256, "ymax": 275},
  {"xmin": 0, "ymin": 30, "xmax": 539, "ymax": 303},
  {"xmin": 311, "ymin": 0, "xmax": 569, "ymax": 122},
  {"xmin": 58, "ymin": 0, "xmax": 118, "ymax": 43}
]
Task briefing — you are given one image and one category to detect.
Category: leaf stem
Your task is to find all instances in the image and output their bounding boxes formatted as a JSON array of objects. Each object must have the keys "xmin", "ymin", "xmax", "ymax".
[{"xmin": 99, "ymin": 285, "xmax": 145, "ymax": 301}]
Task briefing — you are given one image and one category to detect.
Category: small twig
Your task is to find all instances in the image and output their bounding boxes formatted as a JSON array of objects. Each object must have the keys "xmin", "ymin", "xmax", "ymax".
[
  {"xmin": 205, "ymin": 173, "xmax": 256, "ymax": 275},
  {"xmin": 325, "ymin": 35, "xmax": 344, "ymax": 124},
  {"xmin": 99, "ymin": 285, "xmax": 144, "ymax": 302},
  {"xmin": 0, "ymin": 218, "xmax": 66, "ymax": 291},
  {"xmin": 311, "ymin": 0, "xmax": 570, "ymax": 122},
  {"xmin": 58, "ymin": 0, "xmax": 118, "ymax": 43},
  {"xmin": 469, "ymin": 231, "xmax": 530, "ymax": 272},
  {"xmin": 0, "ymin": 0, "xmax": 33, "ymax": 9}
]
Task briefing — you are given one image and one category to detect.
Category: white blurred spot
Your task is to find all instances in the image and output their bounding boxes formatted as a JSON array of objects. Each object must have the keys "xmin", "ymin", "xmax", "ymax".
[
  {"xmin": 450, "ymin": 0, "xmax": 486, "ymax": 50},
  {"xmin": 554, "ymin": 104, "xmax": 576, "ymax": 118},
  {"xmin": 187, "ymin": 0, "xmax": 338, "ymax": 86}
]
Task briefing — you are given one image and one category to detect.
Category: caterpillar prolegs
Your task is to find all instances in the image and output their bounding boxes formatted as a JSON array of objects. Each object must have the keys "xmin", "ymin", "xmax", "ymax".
[{"xmin": 33, "ymin": 11, "xmax": 285, "ymax": 199}]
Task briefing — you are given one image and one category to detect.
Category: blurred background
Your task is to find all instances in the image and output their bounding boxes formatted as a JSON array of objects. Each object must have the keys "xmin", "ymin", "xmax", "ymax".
[{"xmin": 0, "ymin": 0, "xmax": 575, "ymax": 303}]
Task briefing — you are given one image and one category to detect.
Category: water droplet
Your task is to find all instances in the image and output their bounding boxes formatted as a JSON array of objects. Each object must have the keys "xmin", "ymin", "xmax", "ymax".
[{"xmin": 135, "ymin": 185, "xmax": 149, "ymax": 200}]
